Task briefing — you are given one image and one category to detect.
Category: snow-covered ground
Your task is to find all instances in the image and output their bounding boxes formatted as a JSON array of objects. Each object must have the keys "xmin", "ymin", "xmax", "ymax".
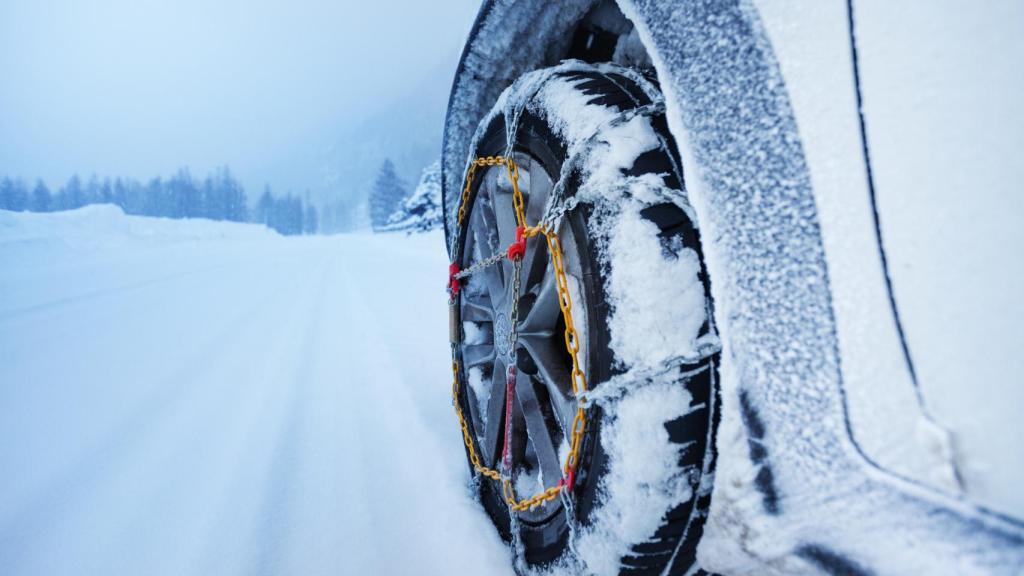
[{"xmin": 0, "ymin": 206, "xmax": 514, "ymax": 575}]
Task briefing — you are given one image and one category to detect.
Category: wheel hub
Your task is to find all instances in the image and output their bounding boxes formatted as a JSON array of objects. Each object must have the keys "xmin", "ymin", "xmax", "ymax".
[{"xmin": 493, "ymin": 312, "xmax": 512, "ymax": 358}]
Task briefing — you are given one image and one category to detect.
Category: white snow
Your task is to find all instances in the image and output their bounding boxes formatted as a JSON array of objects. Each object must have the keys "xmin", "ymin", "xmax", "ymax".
[
  {"xmin": 0, "ymin": 205, "xmax": 514, "ymax": 576},
  {"xmin": 581, "ymin": 117, "xmax": 661, "ymax": 192},
  {"xmin": 605, "ymin": 197, "xmax": 706, "ymax": 370},
  {"xmin": 531, "ymin": 77, "xmax": 620, "ymax": 152},
  {"xmin": 576, "ymin": 382, "xmax": 695, "ymax": 576}
]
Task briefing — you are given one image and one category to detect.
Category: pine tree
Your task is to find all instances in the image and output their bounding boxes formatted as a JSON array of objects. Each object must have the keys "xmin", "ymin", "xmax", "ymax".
[
  {"xmin": 387, "ymin": 159, "xmax": 442, "ymax": 232},
  {"xmin": 31, "ymin": 180, "xmax": 52, "ymax": 212},
  {"xmin": 266, "ymin": 193, "xmax": 302, "ymax": 235},
  {"xmin": 0, "ymin": 178, "xmax": 14, "ymax": 210},
  {"xmin": 255, "ymin": 186, "xmax": 274, "ymax": 225},
  {"xmin": 61, "ymin": 175, "xmax": 84, "ymax": 210},
  {"xmin": 100, "ymin": 177, "xmax": 113, "ymax": 204},
  {"xmin": 304, "ymin": 204, "xmax": 318, "ymax": 234},
  {"xmin": 112, "ymin": 178, "xmax": 128, "ymax": 210},
  {"xmin": 369, "ymin": 159, "xmax": 408, "ymax": 231},
  {"xmin": 167, "ymin": 168, "xmax": 200, "ymax": 219},
  {"xmin": 212, "ymin": 166, "xmax": 247, "ymax": 222},
  {"xmin": 285, "ymin": 195, "xmax": 303, "ymax": 235},
  {"xmin": 85, "ymin": 174, "xmax": 108, "ymax": 207},
  {"xmin": 123, "ymin": 179, "xmax": 146, "ymax": 215},
  {"xmin": 144, "ymin": 177, "xmax": 164, "ymax": 217},
  {"xmin": 201, "ymin": 175, "xmax": 219, "ymax": 220}
]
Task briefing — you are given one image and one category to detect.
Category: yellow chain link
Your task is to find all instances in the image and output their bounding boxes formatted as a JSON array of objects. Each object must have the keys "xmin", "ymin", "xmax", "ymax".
[
  {"xmin": 451, "ymin": 155, "xmax": 588, "ymax": 512},
  {"xmin": 456, "ymin": 156, "xmax": 527, "ymax": 227}
]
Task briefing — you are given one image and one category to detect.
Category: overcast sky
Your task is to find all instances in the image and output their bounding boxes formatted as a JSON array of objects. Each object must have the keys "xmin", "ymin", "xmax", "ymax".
[{"xmin": 0, "ymin": 0, "xmax": 480, "ymax": 195}]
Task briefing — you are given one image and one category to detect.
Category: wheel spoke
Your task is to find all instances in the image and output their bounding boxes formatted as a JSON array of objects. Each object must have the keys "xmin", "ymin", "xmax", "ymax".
[
  {"xmin": 463, "ymin": 344, "xmax": 494, "ymax": 369},
  {"xmin": 468, "ymin": 193, "xmax": 508, "ymax": 307},
  {"xmin": 483, "ymin": 358, "xmax": 508, "ymax": 466},
  {"xmin": 515, "ymin": 368, "xmax": 563, "ymax": 487},
  {"xmin": 519, "ymin": 336, "xmax": 574, "ymax": 432},
  {"xmin": 491, "ymin": 170, "xmax": 519, "ymax": 283},
  {"xmin": 465, "ymin": 382, "xmax": 484, "ymax": 435},
  {"xmin": 521, "ymin": 160, "xmax": 553, "ymax": 290},
  {"xmin": 520, "ymin": 272, "xmax": 559, "ymax": 336},
  {"xmin": 492, "ymin": 173, "xmax": 519, "ymax": 246},
  {"xmin": 520, "ymin": 231, "xmax": 548, "ymax": 289},
  {"xmin": 462, "ymin": 297, "xmax": 493, "ymax": 323},
  {"xmin": 470, "ymin": 192, "xmax": 498, "ymax": 260}
]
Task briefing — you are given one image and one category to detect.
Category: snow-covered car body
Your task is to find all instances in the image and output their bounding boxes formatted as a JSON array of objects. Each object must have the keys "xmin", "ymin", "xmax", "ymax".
[{"xmin": 441, "ymin": 1, "xmax": 1024, "ymax": 573}]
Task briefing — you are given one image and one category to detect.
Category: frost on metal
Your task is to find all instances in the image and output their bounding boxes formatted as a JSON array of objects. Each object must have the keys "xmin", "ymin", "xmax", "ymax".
[{"xmin": 614, "ymin": 0, "xmax": 1024, "ymax": 573}]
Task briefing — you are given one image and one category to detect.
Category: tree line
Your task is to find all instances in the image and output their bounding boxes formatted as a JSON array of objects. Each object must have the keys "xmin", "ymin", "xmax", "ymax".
[{"xmin": 0, "ymin": 167, "xmax": 318, "ymax": 235}]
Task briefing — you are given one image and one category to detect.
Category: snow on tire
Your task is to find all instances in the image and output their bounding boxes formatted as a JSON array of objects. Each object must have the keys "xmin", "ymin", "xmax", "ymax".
[{"xmin": 451, "ymin": 62, "xmax": 720, "ymax": 575}]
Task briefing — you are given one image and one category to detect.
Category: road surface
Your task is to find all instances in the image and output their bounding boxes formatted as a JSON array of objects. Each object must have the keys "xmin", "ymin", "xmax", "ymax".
[{"xmin": 0, "ymin": 207, "xmax": 513, "ymax": 575}]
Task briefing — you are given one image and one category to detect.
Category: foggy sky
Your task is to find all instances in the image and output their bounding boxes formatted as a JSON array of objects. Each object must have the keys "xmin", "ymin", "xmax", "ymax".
[{"xmin": 0, "ymin": 0, "xmax": 480, "ymax": 196}]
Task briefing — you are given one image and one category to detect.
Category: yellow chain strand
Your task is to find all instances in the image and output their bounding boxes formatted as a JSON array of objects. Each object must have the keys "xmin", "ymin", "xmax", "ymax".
[
  {"xmin": 456, "ymin": 156, "xmax": 527, "ymax": 227},
  {"xmin": 451, "ymin": 360, "xmax": 502, "ymax": 481},
  {"xmin": 451, "ymin": 155, "xmax": 589, "ymax": 512}
]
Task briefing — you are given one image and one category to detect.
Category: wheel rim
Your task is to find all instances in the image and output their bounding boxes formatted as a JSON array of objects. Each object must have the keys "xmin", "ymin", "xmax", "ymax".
[{"xmin": 459, "ymin": 152, "xmax": 588, "ymax": 521}]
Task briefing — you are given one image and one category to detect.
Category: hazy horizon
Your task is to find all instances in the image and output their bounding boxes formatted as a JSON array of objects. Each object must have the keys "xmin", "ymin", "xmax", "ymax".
[{"xmin": 0, "ymin": 0, "xmax": 480, "ymax": 201}]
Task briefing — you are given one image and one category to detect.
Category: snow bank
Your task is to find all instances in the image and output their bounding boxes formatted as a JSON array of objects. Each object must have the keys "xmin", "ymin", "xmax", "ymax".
[{"xmin": 0, "ymin": 204, "xmax": 274, "ymax": 248}]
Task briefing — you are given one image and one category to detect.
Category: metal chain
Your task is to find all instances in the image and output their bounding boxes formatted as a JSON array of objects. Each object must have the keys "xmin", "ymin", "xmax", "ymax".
[
  {"xmin": 560, "ymin": 488, "xmax": 581, "ymax": 559},
  {"xmin": 448, "ymin": 104, "xmax": 668, "ymax": 511},
  {"xmin": 505, "ymin": 256, "xmax": 526, "ymax": 568},
  {"xmin": 450, "ymin": 357, "xmax": 502, "ymax": 481},
  {"xmin": 509, "ymin": 507, "xmax": 525, "ymax": 572},
  {"xmin": 449, "ymin": 155, "xmax": 524, "ymax": 270},
  {"xmin": 508, "ymin": 256, "xmax": 523, "ymax": 351},
  {"xmin": 447, "ymin": 96, "xmax": 714, "ymax": 564},
  {"xmin": 449, "ymin": 154, "xmax": 590, "ymax": 514},
  {"xmin": 538, "ymin": 100, "xmax": 667, "ymax": 233},
  {"xmin": 453, "ymin": 249, "xmax": 505, "ymax": 280}
]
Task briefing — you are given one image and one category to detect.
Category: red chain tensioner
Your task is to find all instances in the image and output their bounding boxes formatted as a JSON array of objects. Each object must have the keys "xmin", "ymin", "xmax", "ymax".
[
  {"xmin": 506, "ymin": 226, "xmax": 527, "ymax": 261},
  {"xmin": 448, "ymin": 225, "xmax": 527, "ymax": 296},
  {"xmin": 448, "ymin": 262, "xmax": 461, "ymax": 296},
  {"xmin": 558, "ymin": 468, "xmax": 576, "ymax": 492}
]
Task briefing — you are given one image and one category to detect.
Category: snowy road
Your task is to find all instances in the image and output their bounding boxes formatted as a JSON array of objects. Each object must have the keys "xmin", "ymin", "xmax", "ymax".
[{"xmin": 0, "ymin": 207, "xmax": 513, "ymax": 575}]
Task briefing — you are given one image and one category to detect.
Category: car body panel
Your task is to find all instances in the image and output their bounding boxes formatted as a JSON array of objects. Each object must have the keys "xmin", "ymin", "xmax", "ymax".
[
  {"xmin": 756, "ymin": 0, "xmax": 962, "ymax": 502},
  {"xmin": 852, "ymin": 0, "xmax": 1024, "ymax": 520}
]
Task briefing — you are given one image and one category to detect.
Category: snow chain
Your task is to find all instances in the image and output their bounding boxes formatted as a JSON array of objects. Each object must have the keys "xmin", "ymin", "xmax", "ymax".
[{"xmin": 449, "ymin": 155, "xmax": 589, "ymax": 512}]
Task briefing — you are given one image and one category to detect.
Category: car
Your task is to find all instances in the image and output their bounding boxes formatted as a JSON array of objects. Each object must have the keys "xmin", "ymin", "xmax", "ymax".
[{"xmin": 441, "ymin": 1, "xmax": 1024, "ymax": 574}]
